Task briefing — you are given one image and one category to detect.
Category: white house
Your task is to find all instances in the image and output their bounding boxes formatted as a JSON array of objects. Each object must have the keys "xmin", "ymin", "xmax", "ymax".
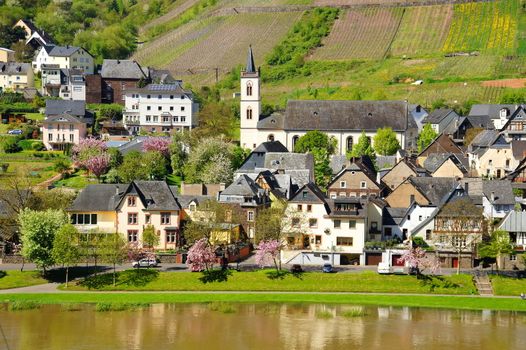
[
  {"xmin": 238, "ymin": 47, "xmax": 418, "ymax": 154},
  {"xmin": 33, "ymin": 45, "xmax": 94, "ymax": 74},
  {"xmin": 41, "ymin": 64, "xmax": 85, "ymax": 100},
  {"xmin": 123, "ymin": 83, "xmax": 198, "ymax": 135},
  {"xmin": 422, "ymin": 108, "xmax": 459, "ymax": 134}
]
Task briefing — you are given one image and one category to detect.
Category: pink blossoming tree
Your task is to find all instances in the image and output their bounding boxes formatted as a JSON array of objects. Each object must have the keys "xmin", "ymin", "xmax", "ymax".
[
  {"xmin": 186, "ymin": 238, "xmax": 217, "ymax": 272},
  {"xmin": 72, "ymin": 137, "xmax": 107, "ymax": 167},
  {"xmin": 85, "ymin": 154, "xmax": 110, "ymax": 182},
  {"xmin": 255, "ymin": 239, "xmax": 282, "ymax": 272},
  {"xmin": 397, "ymin": 247, "xmax": 441, "ymax": 275},
  {"xmin": 143, "ymin": 137, "xmax": 171, "ymax": 158}
]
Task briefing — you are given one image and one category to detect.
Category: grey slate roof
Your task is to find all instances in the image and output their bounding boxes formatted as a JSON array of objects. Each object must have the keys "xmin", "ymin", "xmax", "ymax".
[
  {"xmin": 43, "ymin": 45, "xmax": 82, "ymax": 57},
  {"xmin": 423, "ymin": 153, "xmax": 467, "ymax": 174},
  {"xmin": 498, "ymin": 211, "xmax": 526, "ymax": 233},
  {"xmin": 253, "ymin": 141, "xmax": 288, "ymax": 153},
  {"xmin": 376, "ymin": 155, "xmax": 397, "ymax": 170},
  {"xmin": 0, "ymin": 62, "xmax": 31, "ymax": 75},
  {"xmin": 282, "ymin": 100, "xmax": 410, "ymax": 132},
  {"xmin": 42, "ymin": 114, "xmax": 83, "ymax": 124},
  {"xmin": 408, "ymin": 177, "xmax": 459, "ymax": 206},
  {"xmin": 512, "ymin": 141, "xmax": 526, "ymax": 159},
  {"xmin": 469, "ymin": 104, "xmax": 518, "ymax": 118},
  {"xmin": 383, "ymin": 207, "xmax": 407, "ymax": 225},
  {"xmin": 423, "ymin": 108, "xmax": 455, "ymax": 124},
  {"xmin": 220, "ymin": 175, "xmax": 261, "ymax": 197},
  {"xmin": 45, "ymin": 100, "xmax": 86, "ymax": 117},
  {"xmin": 257, "ymin": 112, "xmax": 285, "ymax": 130},
  {"xmin": 482, "ymin": 180, "xmax": 515, "ymax": 205},
  {"xmin": 237, "ymin": 141, "xmax": 289, "ymax": 171},
  {"xmin": 101, "ymin": 60, "xmax": 147, "ymax": 80},
  {"xmin": 465, "ymin": 115, "xmax": 495, "ymax": 129},
  {"xmin": 330, "ymin": 155, "xmax": 348, "ymax": 174},
  {"xmin": 468, "ymin": 129, "xmax": 499, "ymax": 148},
  {"xmin": 263, "ymin": 153, "xmax": 314, "ymax": 171},
  {"xmin": 245, "ymin": 46, "xmax": 256, "ymax": 73},
  {"xmin": 177, "ymin": 195, "xmax": 213, "ymax": 209},
  {"xmin": 69, "ymin": 181, "xmax": 181, "ymax": 212}
]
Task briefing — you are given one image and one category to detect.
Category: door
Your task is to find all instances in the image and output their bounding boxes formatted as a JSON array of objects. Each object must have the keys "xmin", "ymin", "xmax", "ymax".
[
  {"xmin": 392, "ymin": 255, "xmax": 404, "ymax": 266},
  {"xmin": 366, "ymin": 253, "xmax": 382, "ymax": 266},
  {"xmin": 452, "ymin": 257, "xmax": 459, "ymax": 268}
]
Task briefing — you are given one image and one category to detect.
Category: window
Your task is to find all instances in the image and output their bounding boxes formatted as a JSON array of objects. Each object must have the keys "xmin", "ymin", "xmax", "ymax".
[
  {"xmin": 145, "ymin": 214, "xmax": 151, "ymax": 224},
  {"xmin": 189, "ymin": 204, "xmax": 196, "ymax": 212},
  {"xmin": 146, "ymin": 116, "xmax": 151, "ymax": 122},
  {"xmin": 360, "ymin": 181, "xmax": 366, "ymax": 189},
  {"xmin": 292, "ymin": 218, "xmax": 300, "ymax": 227},
  {"xmin": 309, "ymin": 219, "xmax": 318, "ymax": 228},
  {"xmin": 349, "ymin": 220, "xmax": 356, "ymax": 229},
  {"xmin": 71, "ymin": 213, "xmax": 97, "ymax": 225},
  {"xmin": 336, "ymin": 237, "xmax": 353, "ymax": 246},
  {"xmin": 166, "ymin": 230, "xmax": 177, "ymax": 243},
  {"xmin": 340, "ymin": 181, "xmax": 346, "ymax": 188},
  {"xmin": 267, "ymin": 134, "xmax": 275, "ymax": 142},
  {"xmin": 127, "ymin": 230, "xmax": 138, "ymax": 242},
  {"xmin": 170, "ymin": 106, "xmax": 174, "ymax": 111},
  {"xmin": 384, "ymin": 227, "xmax": 392, "ymax": 236},
  {"xmin": 307, "ymin": 205, "xmax": 312, "ymax": 212},
  {"xmin": 247, "ymin": 211, "xmax": 254, "ymax": 222},
  {"xmin": 407, "ymin": 215, "xmax": 411, "ymax": 221},
  {"xmin": 153, "ymin": 116, "xmax": 158, "ymax": 122},
  {"xmin": 158, "ymin": 95, "xmax": 162, "ymax": 99},
  {"xmin": 339, "ymin": 192, "xmax": 346, "ymax": 197},
  {"xmin": 69, "ymin": 134, "xmax": 74, "ymax": 142},
  {"xmin": 128, "ymin": 213, "xmax": 138, "ymax": 225},
  {"xmin": 147, "ymin": 95, "xmax": 151, "ymax": 99},
  {"xmin": 297, "ymin": 204, "xmax": 303, "ymax": 211},
  {"xmin": 510, "ymin": 254, "xmax": 517, "ymax": 261},
  {"xmin": 419, "ymin": 215, "xmax": 423, "ymax": 221},
  {"xmin": 158, "ymin": 106, "xmax": 162, "ymax": 111},
  {"xmin": 346, "ymin": 136, "xmax": 353, "ymax": 151},
  {"xmin": 489, "ymin": 159, "xmax": 493, "ymax": 166},
  {"xmin": 127, "ymin": 196, "xmax": 136, "ymax": 207},
  {"xmin": 334, "ymin": 220, "xmax": 341, "ymax": 228},
  {"xmin": 161, "ymin": 212, "xmax": 171, "ymax": 225},
  {"xmin": 246, "ymin": 82, "xmax": 253, "ymax": 96},
  {"xmin": 426, "ymin": 229, "xmax": 432, "ymax": 240},
  {"xmin": 247, "ymin": 107, "xmax": 253, "ymax": 120},
  {"xmin": 314, "ymin": 235, "xmax": 322, "ymax": 245},
  {"xmin": 181, "ymin": 106, "xmax": 185, "ymax": 111},
  {"xmin": 147, "ymin": 106, "xmax": 151, "ymax": 111},
  {"xmin": 48, "ymin": 134, "xmax": 53, "ymax": 141},
  {"xmin": 69, "ymin": 124, "xmax": 74, "ymax": 131},
  {"xmin": 330, "ymin": 192, "xmax": 337, "ymax": 199},
  {"xmin": 180, "ymin": 116, "xmax": 186, "ymax": 122}
]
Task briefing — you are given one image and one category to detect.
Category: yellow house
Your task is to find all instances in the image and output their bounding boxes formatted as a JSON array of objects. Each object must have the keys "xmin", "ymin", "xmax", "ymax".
[
  {"xmin": 0, "ymin": 48, "xmax": 15, "ymax": 62},
  {"xmin": 68, "ymin": 181, "xmax": 183, "ymax": 250}
]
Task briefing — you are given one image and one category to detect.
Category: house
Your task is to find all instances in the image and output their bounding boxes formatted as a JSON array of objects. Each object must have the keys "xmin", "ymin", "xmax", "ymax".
[
  {"xmin": 239, "ymin": 47, "xmax": 418, "ymax": 153},
  {"xmin": 85, "ymin": 74, "xmax": 102, "ymax": 104},
  {"xmin": 497, "ymin": 211, "xmax": 526, "ymax": 269},
  {"xmin": 122, "ymin": 82, "xmax": 198, "ymax": 135},
  {"xmin": 33, "ymin": 45, "xmax": 94, "ymax": 74},
  {"xmin": 422, "ymin": 108, "xmax": 459, "ymax": 134},
  {"xmin": 380, "ymin": 156, "xmax": 428, "ymax": 191},
  {"xmin": 442, "ymin": 116, "xmax": 476, "ymax": 145},
  {"xmin": 42, "ymin": 100, "xmax": 94, "ymax": 150},
  {"xmin": 409, "ymin": 104, "xmax": 429, "ymax": 131},
  {"xmin": 499, "ymin": 105, "xmax": 526, "ymax": 142},
  {"xmin": 14, "ymin": 19, "xmax": 54, "ymax": 48},
  {"xmin": 481, "ymin": 180, "xmax": 515, "ymax": 219},
  {"xmin": 101, "ymin": 59, "xmax": 149, "ymax": 104},
  {"xmin": 327, "ymin": 156, "xmax": 381, "ymax": 199},
  {"xmin": 469, "ymin": 104, "xmax": 520, "ymax": 130},
  {"xmin": 237, "ymin": 141, "xmax": 289, "ymax": 172},
  {"xmin": 41, "ymin": 65, "xmax": 85, "ymax": 100},
  {"xmin": 0, "ymin": 62, "xmax": 34, "ymax": 92},
  {"xmin": 384, "ymin": 202, "xmax": 437, "ymax": 242},
  {"xmin": 218, "ymin": 174, "xmax": 271, "ymax": 240},
  {"xmin": 417, "ymin": 133, "xmax": 464, "ymax": 165},
  {"xmin": 68, "ymin": 181, "xmax": 183, "ymax": 249},
  {"xmin": 422, "ymin": 153, "xmax": 468, "ymax": 178},
  {"xmin": 0, "ymin": 48, "xmax": 15, "ymax": 62},
  {"xmin": 385, "ymin": 176, "xmax": 458, "ymax": 208}
]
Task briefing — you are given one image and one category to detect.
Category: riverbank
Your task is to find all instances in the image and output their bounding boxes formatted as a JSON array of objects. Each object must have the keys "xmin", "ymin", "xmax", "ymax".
[
  {"xmin": 2, "ymin": 292, "xmax": 526, "ymax": 312},
  {"xmin": 0, "ymin": 270, "xmax": 48, "ymax": 289}
]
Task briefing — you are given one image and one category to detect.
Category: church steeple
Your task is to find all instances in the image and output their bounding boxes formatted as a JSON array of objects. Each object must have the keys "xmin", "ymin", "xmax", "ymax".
[{"xmin": 245, "ymin": 45, "xmax": 256, "ymax": 73}]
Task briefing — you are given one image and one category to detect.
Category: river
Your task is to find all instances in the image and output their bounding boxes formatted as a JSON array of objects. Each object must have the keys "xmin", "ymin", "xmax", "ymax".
[{"xmin": 1, "ymin": 303, "xmax": 525, "ymax": 349}]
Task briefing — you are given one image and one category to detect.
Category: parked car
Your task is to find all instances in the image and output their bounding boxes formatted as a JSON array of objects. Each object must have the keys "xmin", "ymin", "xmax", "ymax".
[
  {"xmin": 290, "ymin": 264, "xmax": 303, "ymax": 273},
  {"xmin": 322, "ymin": 263, "xmax": 334, "ymax": 273},
  {"xmin": 132, "ymin": 258, "xmax": 158, "ymax": 268},
  {"xmin": 7, "ymin": 129, "xmax": 22, "ymax": 135}
]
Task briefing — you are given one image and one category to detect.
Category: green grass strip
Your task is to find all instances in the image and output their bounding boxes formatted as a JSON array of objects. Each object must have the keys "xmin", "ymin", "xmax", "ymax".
[{"xmin": 1, "ymin": 293, "xmax": 525, "ymax": 312}]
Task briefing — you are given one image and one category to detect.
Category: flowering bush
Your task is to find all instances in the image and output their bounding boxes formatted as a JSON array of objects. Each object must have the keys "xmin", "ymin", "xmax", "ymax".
[
  {"xmin": 398, "ymin": 247, "xmax": 441, "ymax": 275},
  {"xmin": 85, "ymin": 154, "xmax": 110, "ymax": 181},
  {"xmin": 72, "ymin": 137, "xmax": 107, "ymax": 167},
  {"xmin": 143, "ymin": 137, "xmax": 171, "ymax": 158},
  {"xmin": 255, "ymin": 239, "xmax": 281, "ymax": 271},
  {"xmin": 187, "ymin": 238, "xmax": 216, "ymax": 272}
]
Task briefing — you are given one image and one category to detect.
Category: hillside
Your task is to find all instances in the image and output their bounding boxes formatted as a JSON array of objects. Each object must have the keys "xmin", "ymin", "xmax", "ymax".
[{"xmin": 132, "ymin": 0, "xmax": 526, "ymax": 108}]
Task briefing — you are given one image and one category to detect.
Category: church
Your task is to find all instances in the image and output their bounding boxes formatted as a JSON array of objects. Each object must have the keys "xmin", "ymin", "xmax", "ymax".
[{"xmin": 239, "ymin": 47, "xmax": 419, "ymax": 155}]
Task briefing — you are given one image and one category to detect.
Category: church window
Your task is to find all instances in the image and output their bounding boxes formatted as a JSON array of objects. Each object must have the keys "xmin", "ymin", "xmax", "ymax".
[
  {"xmin": 267, "ymin": 134, "xmax": 275, "ymax": 142},
  {"xmin": 246, "ymin": 82, "xmax": 253, "ymax": 96},
  {"xmin": 346, "ymin": 136, "xmax": 353, "ymax": 151},
  {"xmin": 247, "ymin": 107, "xmax": 253, "ymax": 120}
]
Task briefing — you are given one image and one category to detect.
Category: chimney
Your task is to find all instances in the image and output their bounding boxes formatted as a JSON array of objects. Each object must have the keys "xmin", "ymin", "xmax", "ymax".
[
  {"xmin": 464, "ymin": 182, "xmax": 469, "ymax": 194},
  {"xmin": 115, "ymin": 186, "xmax": 119, "ymax": 196},
  {"xmin": 490, "ymin": 191, "xmax": 495, "ymax": 202},
  {"xmin": 410, "ymin": 194, "xmax": 415, "ymax": 204}
]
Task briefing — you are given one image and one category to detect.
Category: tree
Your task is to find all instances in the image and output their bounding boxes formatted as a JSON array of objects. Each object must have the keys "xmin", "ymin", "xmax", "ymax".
[
  {"xmin": 52, "ymin": 224, "xmax": 81, "ymax": 288},
  {"xmin": 186, "ymin": 238, "xmax": 217, "ymax": 272},
  {"xmin": 194, "ymin": 102, "xmax": 237, "ymax": 139},
  {"xmin": 107, "ymin": 147, "xmax": 123, "ymax": 169},
  {"xmin": 142, "ymin": 224, "xmax": 159, "ymax": 249},
  {"xmin": 417, "ymin": 123, "xmax": 438, "ymax": 152},
  {"xmin": 117, "ymin": 151, "xmax": 149, "ymax": 183},
  {"xmin": 143, "ymin": 137, "xmax": 171, "ymax": 158},
  {"xmin": 294, "ymin": 130, "xmax": 337, "ymax": 154},
  {"xmin": 71, "ymin": 137, "xmax": 107, "ymax": 167},
  {"xmin": 170, "ymin": 132, "xmax": 191, "ymax": 176},
  {"xmin": 84, "ymin": 154, "xmax": 110, "ymax": 182},
  {"xmin": 373, "ymin": 127, "xmax": 400, "ymax": 156},
  {"xmin": 348, "ymin": 131, "xmax": 375, "ymax": 160},
  {"xmin": 100, "ymin": 233, "xmax": 127, "ymax": 286},
  {"xmin": 143, "ymin": 151, "xmax": 170, "ymax": 180},
  {"xmin": 183, "ymin": 136, "xmax": 235, "ymax": 184},
  {"xmin": 53, "ymin": 159, "xmax": 71, "ymax": 176},
  {"xmin": 478, "ymin": 229, "xmax": 514, "ymax": 271},
  {"xmin": 255, "ymin": 239, "xmax": 281, "ymax": 273},
  {"xmin": 398, "ymin": 247, "xmax": 440, "ymax": 276},
  {"xmin": 19, "ymin": 209, "xmax": 69, "ymax": 274},
  {"xmin": 312, "ymin": 148, "xmax": 332, "ymax": 190}
]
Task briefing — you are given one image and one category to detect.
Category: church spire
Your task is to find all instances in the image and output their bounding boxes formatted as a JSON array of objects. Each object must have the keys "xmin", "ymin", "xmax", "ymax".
[{"xmin": 245, "ymin": 45, "xmax": 256, "ymax": 73}]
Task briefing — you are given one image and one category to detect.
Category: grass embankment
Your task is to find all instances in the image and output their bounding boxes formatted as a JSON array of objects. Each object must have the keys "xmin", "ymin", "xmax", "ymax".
[
  {"xmin": 64, "ymin": 269, "xmax": 477, "ymax": 295},
  {"xmin": 2, "ymin": 293, "xmax": 526, "ymax": 312},
  {"xmin": 0, "ymin": 271, "xmax": 48, "ymax": 290},
  {"xmin": 491, "ymin": 275, "xmax": 526, "ymax": 296}
]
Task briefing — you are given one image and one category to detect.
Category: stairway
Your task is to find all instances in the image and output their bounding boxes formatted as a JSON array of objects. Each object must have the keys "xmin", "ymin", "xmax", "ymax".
[{"xmin": 474, "ymin": 273, "xmax": 494, "ymax": 296}]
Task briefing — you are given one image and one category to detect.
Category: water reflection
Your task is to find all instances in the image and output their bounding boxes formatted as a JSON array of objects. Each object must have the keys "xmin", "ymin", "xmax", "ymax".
[{"xmin": 1, "ymin": 303, "xmax": 526, "ymax": 350}]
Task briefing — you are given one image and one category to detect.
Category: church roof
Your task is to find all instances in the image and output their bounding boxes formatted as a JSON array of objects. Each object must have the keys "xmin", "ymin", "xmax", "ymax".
[{"xmin": 245, "ymin": 46, "xmax": 256, "ymax": 73}]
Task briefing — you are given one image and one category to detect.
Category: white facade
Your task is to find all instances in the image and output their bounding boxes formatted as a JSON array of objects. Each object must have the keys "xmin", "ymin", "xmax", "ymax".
[
  {"xmin": 123, "ymin": 84, "xmax": 198, "ymax": 135},
  {"xmin": 33, "ymin": 46, "xmax": 94, "ymax": 74},
  {"xmin": 41, "ymin": 66, "xmax": 86, "ymax": 101}
]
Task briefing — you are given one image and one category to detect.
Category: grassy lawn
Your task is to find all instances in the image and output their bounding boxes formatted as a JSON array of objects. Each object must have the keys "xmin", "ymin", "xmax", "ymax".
[
  {"xmin": 2, "ymin": 293, "xmax": 525, "ymax": 312},
  {"xmin": 491, "ymin": 275, "xmax": 526, "ymax": 296},
  {"xmin": 54, "ymin": 170, "xmax": 92, "ymax": 189},
  {"xmin": 0, "ymin": 271, "xmax": 48, "ymax": 290},
  {"xmin": 64, "ymin": 270, "xmax": 477, "ymax": 295},
  {"xmin": 24, "ymin": 112, "xmax": 44, "ymax": 121}
]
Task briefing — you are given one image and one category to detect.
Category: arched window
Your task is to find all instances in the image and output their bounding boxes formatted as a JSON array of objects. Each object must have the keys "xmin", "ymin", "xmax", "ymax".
[
  {"xmin": 247, "ymin": 107, "xmax": 253, "ymax": 120},
  {"xmin": 292, "ymin": 135, "xmax": 299, "ymax": 150},
  {"xmin": 246, "ymin": 82, "xmax": 253, "ymax": 96},
  {"xmin": 346, "ymin": 136, "xmax": 353, "ymax": 151},
  {"xmin": 267, "ymin": 134, "xmax": 275, "ymax": 142}
]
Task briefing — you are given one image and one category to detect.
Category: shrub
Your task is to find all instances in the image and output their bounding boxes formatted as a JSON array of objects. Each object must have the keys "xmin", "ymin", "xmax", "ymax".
[
  {"xmin": 31, "ymin": 141, "xmax": 46, "ymax": 151},
  {"xmin": 8, "ymin": 300, "xmax": 41, "ymax": 311},
  {"xmin": 2, "ymin": 137, "xmax": 22, "ymax": 153}
]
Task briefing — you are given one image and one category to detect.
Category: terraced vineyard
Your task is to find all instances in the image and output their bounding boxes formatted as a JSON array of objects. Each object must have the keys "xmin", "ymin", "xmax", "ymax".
[
  {"xmin": 310, "ymin": 7, "xmax": 404, "ymax": 60},
  {"xmin": 139, "ymin": 0, "xmax": 201, "ymax": 36},
  {"xmin": 390, "ymin": 4, "xmax": 453, "ymax": 57},
  {"xmin": 430, "ymin": 56, "xmax": 499, "ymax": 79},
  {"xmin": 442, "ymin": 0, "xmax": 519, "ymax": 54}
]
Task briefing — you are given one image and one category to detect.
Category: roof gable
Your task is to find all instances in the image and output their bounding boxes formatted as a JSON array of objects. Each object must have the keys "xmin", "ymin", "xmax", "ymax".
[
  {"xmin": 418, "ymin": 133, "xmax": 463, "ymax": 157},
  {"xmin": 290, "ymin": 183, "xmax": 327, "ymax": 203}
]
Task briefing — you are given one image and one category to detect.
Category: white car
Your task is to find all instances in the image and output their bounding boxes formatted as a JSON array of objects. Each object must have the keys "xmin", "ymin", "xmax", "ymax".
[
  {"xmin": 377, "ymin": 262, "xmax": 391, "ymax": 274},
  {"xmin": 132, "ymin": 258, "xmax": 158, "ymax": 268}
]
